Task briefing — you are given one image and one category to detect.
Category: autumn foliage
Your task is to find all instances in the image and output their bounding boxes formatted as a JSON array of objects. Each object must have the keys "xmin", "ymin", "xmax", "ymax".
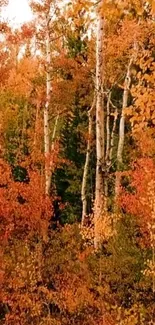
[{"xmin": 0, "ymin": 0, "xmax": 155, "ymax": 324}]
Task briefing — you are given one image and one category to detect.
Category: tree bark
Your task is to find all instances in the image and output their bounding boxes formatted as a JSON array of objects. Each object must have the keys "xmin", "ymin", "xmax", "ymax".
[
  {"xmin": 105, "ymin": 92, "xmax": 118, "ymax": 206},
  {"xmin": 104, "ymin": 91, "xmax": 112, "ymax": 199},
  {"xmin": 81, "ymin": 96, "xmax": 95, "ymax": 227},
  {"xmin": 94, "ymin": 0, "xmax": 105, "ymax": 250},
  {"xmin": 109, "ymin": 107, "xmax": 118, "ymax": 163},
  {"xmin": 51, "ymin": 113, "xmax": 59, "ymax": 150},
  {"xmin": 115, "ymin": 58, "xmax": 133, "ymax": 203},
  {"xmin": 44, "ymin": 16, "xmax": 51, "ymax": 195},
  {"xmin": 105, "ymin": 91, "xmax": 111, "ymax": 166},
  {"xmin": 48, "ymin": 113, "xmax": 59, "ymax": 189}
]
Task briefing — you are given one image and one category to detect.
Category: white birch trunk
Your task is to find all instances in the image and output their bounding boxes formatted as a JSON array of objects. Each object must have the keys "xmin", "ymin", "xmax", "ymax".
[
  {"xmin": 105, "ymin": 91, "xmax": 111, "ymax": 165},
  {"xmin": 94, "ymin": 1, "xmax": 105, "ymax": 250},
  {"xmin": 115, "ymin": 58, "xmax": 133, "ymax": 202},
  {"xmin": 51, "ymin": 114, "xmax": 59, "ymax": 150},
  {"xmin": 104, "ymin": 92, "xmax": 112, "ymax": 199},
  {"xmin": 81, "ymin": 97, "xmax": 95, "ymax": 227},
  {"xmin": 44, "ymin": 18, "xmax": 51, "ymax": 195},
  {"xmin": 48, "ymin": 113, "xmax": 59, "ymax": 185}
]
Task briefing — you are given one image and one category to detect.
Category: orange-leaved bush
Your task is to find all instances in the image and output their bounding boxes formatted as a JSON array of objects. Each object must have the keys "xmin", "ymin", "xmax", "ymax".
[
  {"xmin": 0, "ymin": 158, "xmax": 52, "ymax": 244},
  {"xmin": 119, "ymin": 158, "xmax": 155, "ymax": 247}
]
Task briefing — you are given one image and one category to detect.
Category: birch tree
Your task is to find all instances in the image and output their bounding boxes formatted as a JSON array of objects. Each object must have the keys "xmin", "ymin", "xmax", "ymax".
[
  {"xmin": 104, "ymin": 91, "xmax": 118, "ymax": 199},
  {"xmin": 44, "ymin": 10, "xmax": 51, "ymax": 195},
  {"xmin": 30, "ymin": 0, "xmax": 60, "ymax": 195},
  {"xmin": 94, "ymin": 0, "xmax": 105, "ymax": 250},
  {"xmin": 115, "ymin": 45, "xmax": 137, "ymax": 204},
  {"xmin": 81, "ymin": 96, "xmax": 95, "ymax": 227}
]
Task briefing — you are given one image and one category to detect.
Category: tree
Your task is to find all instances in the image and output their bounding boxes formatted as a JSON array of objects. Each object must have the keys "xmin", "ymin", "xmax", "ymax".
[
  {"xmin": 94, "ymin": 0, "xmax": 105, "ymax": 250},
  {"xmin": 115, "ymin": 46, "xmax": 137, "ymax": 205},
  {"xmin": 81, "ymin": 96, "xmax": 95, "ymax": 226},
  {"xmin": 30, "ymin": 0, "xmax": 62, "ymax": 195}
]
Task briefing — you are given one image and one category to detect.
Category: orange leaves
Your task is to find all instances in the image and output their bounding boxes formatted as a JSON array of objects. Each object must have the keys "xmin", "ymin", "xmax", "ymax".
[
  {"xmin": 105, "ymin": 19, "xmax": 140, "ymax": 86},
  {"xmin": 3, "ymin": 240, "xmax": 47, "ymax": 325},
  {"xmin": 120, "ymin": 158, "xmax": 155, "ymax": 246},
  {"xmin": 136, "ymin": 129, "xmax": 155, "ymax": 157},
  {"xmin": 50, "ymin": 51, "xmax": 92, "ymax": 118},
  {"xmin": 125, "ymin": 21, "xmax": 155, "ymax": 158},
  {"xmin": 7, "ymin": 57, "xmax": 39, "ymax": 98},
  {"xmin": 78, "ymin": 246, "xmax": 93, "ymax": 261},
  {"xmin": 20, "ymin": 23, "xmax": 35, "ymax": 40},
  {"xmin": 66, "ymin": 0, "xmax": 93, "ymax": 23},
  {"xmin": 0, "ymin": 159, "xmax": 11, "ymax": 186},
  {"xmin": 0, "ymin": 160, "xmax": 52, "ymax": 244},
  {"xmin": 152, "ymin": 0, "xmax": 155, "ymax": 13}
]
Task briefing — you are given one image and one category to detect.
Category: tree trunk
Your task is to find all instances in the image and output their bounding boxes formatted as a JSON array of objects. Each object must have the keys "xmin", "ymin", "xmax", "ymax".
[
  {"xmin": 109, "ymin": 107, "xmax": 118, "ymax": 163},
  {"xmin": 44, "ymin": 17, "xmax": 51, "ymax": 195},
  {"xmin": 81, "ymin": 97, "xmax": 95, "ymax": 227},
  {"xmin": 105, "ymin": 92, "xmax": 118, "ymax": 208},
  {"xmin": 94, "ymin": 0, "xmax": 105, "ymax": 250},
  {"xmin": 105, "ymin": 91, "xmax": 111, "ymax": 166},
  {"xmin": 51, "ymin": 113, "xmax": 59, "ymax": 150},
  {"xmin": 115, "ymin": 58, "xmax": 133, "ymax": 203},
  {"xmin": 104, "ymin": 91, "xmax": 112, "ymax": 200},
  {"xmin": 48, "ymin": 113, "xmax": 59, "ymax": 188}
]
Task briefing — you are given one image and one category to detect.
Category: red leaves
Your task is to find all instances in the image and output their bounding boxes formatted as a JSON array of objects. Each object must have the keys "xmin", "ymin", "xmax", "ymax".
[
  {"xmin": 0, "ymin": 159, "xmax": 52, "ymax": 244},
  {"xmin": 119, "ymin": 158, "xmax": 155, "ymax": 246},
  {"xmin": 21, "ymin": 23, "xmax": 35, "ymax": 40}
]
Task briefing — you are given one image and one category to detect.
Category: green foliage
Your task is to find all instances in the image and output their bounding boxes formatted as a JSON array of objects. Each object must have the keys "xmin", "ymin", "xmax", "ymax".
[{"xmin": 55, "ymin": 105, "xmax": 90, "ymax": 224}]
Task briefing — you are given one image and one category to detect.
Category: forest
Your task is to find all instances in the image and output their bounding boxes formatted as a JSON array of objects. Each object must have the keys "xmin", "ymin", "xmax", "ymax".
[{"xmin": 0, "ymin": 0, "xmax": 155, "ymax": 324}]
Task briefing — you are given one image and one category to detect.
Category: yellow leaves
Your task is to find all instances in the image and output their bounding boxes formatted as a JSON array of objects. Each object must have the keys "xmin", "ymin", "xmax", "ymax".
[
  {"xmin": 66, "ymin": 0, "xmax": 92, "ymax": 31},
  {"xmin": 138, "ymin": 55, "xmax": 154, "ymax": 73},
  {"xmin": 117, "ymin": 304, "xmax": 146, "ymax": 325},
  {"xmin": 95, "ymin": 211, "xmax": 117, "ymax": 243},
  {"xmin": 131, "ymin": 87, "xmax": 155, "ymax": 124},
  {"xmin": 105, "ymin": 19, "xmax": 140, "ymax": 87},
  {"xmin": 125, "ymin": 106, "xmax": 133, "ymax": 117},
  {"xmin": 129, "ymin": 37, "xmax": 155, "ymax": 157},
  {"xmin": 81, "ymin": 210, "xmax": 120, "ymax": 248}
]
